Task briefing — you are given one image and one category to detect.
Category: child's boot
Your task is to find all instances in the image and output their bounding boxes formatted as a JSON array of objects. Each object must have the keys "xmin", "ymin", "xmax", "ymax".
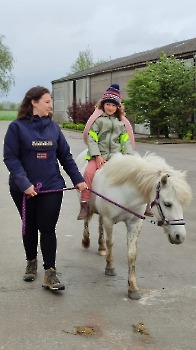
[{"xmin": 77, "ymin": 201, "xmax": 89, "ymax": 220}]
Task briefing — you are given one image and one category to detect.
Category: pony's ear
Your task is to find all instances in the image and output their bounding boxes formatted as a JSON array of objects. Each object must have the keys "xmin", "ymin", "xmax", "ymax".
[
  {"xmin": 161, "ymin": 175, "xmax": 168, "ymax": 186},
  {"xmin": 181, "ymin": 170, "xmax": 187, "ymax": 178}
]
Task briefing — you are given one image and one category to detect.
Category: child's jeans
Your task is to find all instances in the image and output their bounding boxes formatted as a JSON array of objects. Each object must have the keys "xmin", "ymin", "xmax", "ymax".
[{"xmin": 81, "ymin": 159, "xmax": 98, "ymax": 201}]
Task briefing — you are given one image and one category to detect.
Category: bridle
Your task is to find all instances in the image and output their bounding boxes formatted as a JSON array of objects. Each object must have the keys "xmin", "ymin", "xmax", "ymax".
[{"xmin": 150, "ymin": 180, "xmax": 185, "ymax": 227}]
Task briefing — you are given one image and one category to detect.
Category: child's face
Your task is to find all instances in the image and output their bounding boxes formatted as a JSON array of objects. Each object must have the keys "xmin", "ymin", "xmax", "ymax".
[{"xmin": 103, "ymin": 102, "xmax": 117, "ymax": 115}]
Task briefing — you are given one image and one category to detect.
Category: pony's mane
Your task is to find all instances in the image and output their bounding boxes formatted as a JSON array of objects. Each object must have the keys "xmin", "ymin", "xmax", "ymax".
[{"xmin": 103, "ymin": 152, "xmax": 192, "ymax": 208}]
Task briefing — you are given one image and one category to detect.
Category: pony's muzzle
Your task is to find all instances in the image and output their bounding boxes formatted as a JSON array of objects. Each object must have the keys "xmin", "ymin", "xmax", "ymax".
[{"xmin": 168, "ymin": 231, "xmax": 186, "ymax": 244}]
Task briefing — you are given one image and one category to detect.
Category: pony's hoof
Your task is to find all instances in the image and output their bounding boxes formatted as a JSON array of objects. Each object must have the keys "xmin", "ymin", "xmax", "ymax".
[
  {"xmin": 128, "ymin": 291, "xmax": 141, "ymax": 300},
  {"xmin": 105, "ymin": 268, "xmax": 117, "ymax": 276},
  {"xmin": 82, "ymin": 239, "xmax": 90, "ymax": 249},
  {"xmin": 98, "ymin": 250, "xmax": 106, "ymax": 256}
]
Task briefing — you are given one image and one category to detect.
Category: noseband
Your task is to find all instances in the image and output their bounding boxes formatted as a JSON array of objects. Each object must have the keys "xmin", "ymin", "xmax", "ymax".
[{"xmin": 150, "ymin": 181, "xmax": 185, "ymax": 227}]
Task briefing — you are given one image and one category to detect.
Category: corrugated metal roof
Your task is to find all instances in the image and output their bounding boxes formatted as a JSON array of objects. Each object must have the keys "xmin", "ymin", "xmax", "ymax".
[{"xmin": 52, "ymin": 37, "xmax": 196, "ymax": 83}]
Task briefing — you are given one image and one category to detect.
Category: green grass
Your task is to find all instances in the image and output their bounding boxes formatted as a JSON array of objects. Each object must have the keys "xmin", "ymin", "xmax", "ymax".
[
  {"xmin": 0, "ymin": 110, "xmax": 17, "ymax": 121},
  {"xmin": 135, "ymin": 135, "xmax": 196, "ymax": 144}
]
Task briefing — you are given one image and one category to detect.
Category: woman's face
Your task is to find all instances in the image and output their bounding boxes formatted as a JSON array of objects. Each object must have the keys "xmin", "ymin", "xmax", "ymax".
[
  {"xmin": 32, "ymin": 93, "xmax": 53, "ymax": 117},
  {"xmin": 103, "ymin": 102, "xmax": 117, "ymax": 115}
]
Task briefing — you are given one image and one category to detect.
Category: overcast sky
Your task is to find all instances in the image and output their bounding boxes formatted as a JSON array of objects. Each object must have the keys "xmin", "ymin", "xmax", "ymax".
[{"xmin": 1, "ymin": 0, "xmax": 196, "ymax": 102}]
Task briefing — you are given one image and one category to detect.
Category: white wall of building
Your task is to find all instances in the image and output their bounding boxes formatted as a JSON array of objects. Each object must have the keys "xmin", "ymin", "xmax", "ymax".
[
  {"xmin": 53, "ymin": 81, "xmax": 73, "ymax": 123},
  {"xmin": 76, "ymin": 78, "xmax": 88, "ymax": 103}
]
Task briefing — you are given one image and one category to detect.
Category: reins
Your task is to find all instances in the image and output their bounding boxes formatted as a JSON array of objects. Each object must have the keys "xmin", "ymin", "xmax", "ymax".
[{"xmin": 22, "ymin": 182, "xmax": 185, "ymax": 235}]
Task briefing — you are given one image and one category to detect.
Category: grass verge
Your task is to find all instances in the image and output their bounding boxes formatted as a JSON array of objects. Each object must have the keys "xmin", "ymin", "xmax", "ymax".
[
  {"xmin": 0, "ymin": 110, "xmax": 17, "ymax": 121},
  {"xmin": 134, "ymin": 136, "xmax": 196, "ymax": 144}
]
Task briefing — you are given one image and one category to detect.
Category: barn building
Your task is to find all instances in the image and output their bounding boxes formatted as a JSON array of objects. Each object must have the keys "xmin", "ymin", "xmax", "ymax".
[{"xmin": 51, "ymin": 37, "xmax": 196, "ymax": 133}]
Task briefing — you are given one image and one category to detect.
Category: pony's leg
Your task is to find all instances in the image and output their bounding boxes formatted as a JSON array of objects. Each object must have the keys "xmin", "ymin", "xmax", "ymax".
[
  {"xmin": 103, "ymin": 219, "xmax": 116, "ymax": 276},
  {"xmin": 82, "ymin": 218, "xmax": 90, "ymax": 249},
  {"xmin": 126, "ymin": 220, "xmax": 143, "ymax": 300},
  {"xmin": 98, "ymin": 215, "xmax": 106, "ymax": 256}
]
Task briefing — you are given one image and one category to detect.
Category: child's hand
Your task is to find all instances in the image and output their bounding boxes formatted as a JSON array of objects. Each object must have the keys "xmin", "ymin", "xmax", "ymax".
[{"xmin": 95, "ymin": 155, "xmax": 106, "ymax": 169}]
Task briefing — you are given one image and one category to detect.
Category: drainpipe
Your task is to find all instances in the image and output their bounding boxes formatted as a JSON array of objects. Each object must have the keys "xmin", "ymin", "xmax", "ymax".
[
  {"xmin": 51, "ymin": 83, "xmax": 54, "ymax": 114},
  {"xmin": 194, "ymin": 55, "xmax": 196, "ymax": 125},
  {"xmin": 86, "ymin": 77, "xmax": 90, "ymax": 102},
  {"xmin": 73, "ymin": 80, "xmax": 76, "ymax": 122}
]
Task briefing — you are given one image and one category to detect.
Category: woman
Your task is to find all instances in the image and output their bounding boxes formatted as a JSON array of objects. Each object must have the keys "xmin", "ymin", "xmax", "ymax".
[{"xmin": 4, "ymin": 86, "xmax": 87, "ymax": 291}]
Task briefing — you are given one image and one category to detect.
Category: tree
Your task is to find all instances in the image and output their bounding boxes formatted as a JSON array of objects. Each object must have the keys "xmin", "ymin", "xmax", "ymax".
[
  {"xmin": 10, "ymin": 102, "xmax": 16, "ymax": 109},
  {"xmin": 0, "ymin": 35, "xmax": 15, "ymax": 95},
  {"xmin": 69, "ymin": 48, "xmax": 108, "ymax": 74},
  {"xmin": 125, "ymin": 52, "xmax": 196, "ymax": 139},
  {"xmin": 17, "ymin": 102, "xmax": 21, "ymax": 110}
]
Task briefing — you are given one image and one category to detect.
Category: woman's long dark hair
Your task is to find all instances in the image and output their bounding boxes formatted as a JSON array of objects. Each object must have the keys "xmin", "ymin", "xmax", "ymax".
[{"xmin": 17, "ymin": 86, "xmax": 52, "ymax": 120}]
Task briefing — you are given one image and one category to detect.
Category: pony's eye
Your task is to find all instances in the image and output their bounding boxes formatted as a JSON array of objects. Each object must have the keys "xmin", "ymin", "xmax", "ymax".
[{"xmin": 164, "ymin": 202, "xmax": 172, "ymax": 208}]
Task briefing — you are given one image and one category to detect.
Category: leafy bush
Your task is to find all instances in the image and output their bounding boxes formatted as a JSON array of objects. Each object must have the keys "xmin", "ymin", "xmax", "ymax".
[
  {"xmin": 67, "ymin": 98, "xmax": 95, "ymax": 124},
  {"xmin": 183, "ymin": 123, "xmax": 196, "ymax": 140},
  {"xmin": 62, "ymin": 123, "xmax": 85, "ymax": 131}
]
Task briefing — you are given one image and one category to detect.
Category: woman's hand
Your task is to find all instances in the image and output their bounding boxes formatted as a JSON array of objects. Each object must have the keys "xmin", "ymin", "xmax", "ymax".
[
  {"xmin": 24, "ymin": 185, "xmax": 38, "ymax": 197},
  {"xmin": 76, "ymin": 182, "xmax": 88, "ymax": 193},
  {"xmin": 95, "ymin": 155, "xmax": 106, "ymax": 169}
]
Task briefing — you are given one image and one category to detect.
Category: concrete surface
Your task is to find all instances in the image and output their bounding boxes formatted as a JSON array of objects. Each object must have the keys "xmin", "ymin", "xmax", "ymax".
[{"xmin": 0, "ymin": 122, "xmax": 196, "ymax": 350}]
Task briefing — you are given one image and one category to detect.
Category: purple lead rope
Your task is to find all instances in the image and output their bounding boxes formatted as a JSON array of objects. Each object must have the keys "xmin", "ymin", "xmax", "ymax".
[
  {"xmin": 88, "ymin": 188, "xmax": 146, "ymax": 220},
  {"xmin": 22, "ymin": 183, "xmax": 77, "ymax": 235},
  {"xmin": 22, "ymin": 182, "xmax": 147, "ymax": 235},
  {"xmin": 22, "ymin": 181, "xmax": 185, "ymax": 235}
]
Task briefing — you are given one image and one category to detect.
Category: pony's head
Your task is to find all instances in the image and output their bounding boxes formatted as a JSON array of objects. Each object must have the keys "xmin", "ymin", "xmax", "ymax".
[{"xmin": 150, "ymin": 173, "xmax": 191, "ymax": 244}]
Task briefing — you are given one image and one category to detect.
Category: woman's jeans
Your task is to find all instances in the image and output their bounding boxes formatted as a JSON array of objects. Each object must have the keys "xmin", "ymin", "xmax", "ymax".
[{"xmin": 10, "ymin": 188, "xmax": 63, "ymax": 270}]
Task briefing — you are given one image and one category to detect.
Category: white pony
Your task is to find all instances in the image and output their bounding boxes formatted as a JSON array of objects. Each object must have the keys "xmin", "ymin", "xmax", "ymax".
[{"xmin": 76, "ymin": 150, "xmax": 192, "ymax": 300}]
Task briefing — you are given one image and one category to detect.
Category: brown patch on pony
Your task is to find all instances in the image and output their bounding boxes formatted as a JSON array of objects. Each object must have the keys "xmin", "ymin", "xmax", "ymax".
[
  {"xmin": 161, "ymin": 175, "xmax": 168, "ymax": 186},
  {"xmin": 88, "ymin": 210, "xmax": 94, "ymax": 221}
]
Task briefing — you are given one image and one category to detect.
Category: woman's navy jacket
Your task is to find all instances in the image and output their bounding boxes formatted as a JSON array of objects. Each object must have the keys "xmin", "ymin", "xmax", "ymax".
[{"xmin": 3, "ymin": 115, "xmax": 84, "ymax": 192}]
